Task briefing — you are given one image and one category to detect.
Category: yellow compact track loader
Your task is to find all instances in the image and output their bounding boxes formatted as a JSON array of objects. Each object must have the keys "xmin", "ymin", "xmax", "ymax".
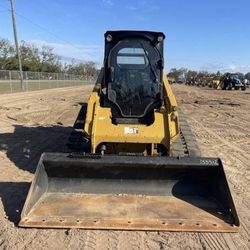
[{"xmin": 19, "ymin": 31, "xmax": 239, "ymax": 232}]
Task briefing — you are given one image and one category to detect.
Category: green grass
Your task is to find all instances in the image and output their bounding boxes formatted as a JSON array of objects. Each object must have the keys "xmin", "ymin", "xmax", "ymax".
[{"xmin": 0, "ymin": 80, "xmax": 93, "ymax": 93}]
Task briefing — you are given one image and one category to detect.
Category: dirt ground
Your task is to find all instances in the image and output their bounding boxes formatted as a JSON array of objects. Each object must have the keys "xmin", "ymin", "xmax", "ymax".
[{"xmin": 0, "ymin": 84, "xmax": 250, "ymax": 249}]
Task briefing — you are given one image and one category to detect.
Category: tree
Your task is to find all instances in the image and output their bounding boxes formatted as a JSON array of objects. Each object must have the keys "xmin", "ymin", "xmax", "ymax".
[
  {"xmin": 66, "ymin": 61, "xmax": 98, "ymax": 77},
  {"xmin": 186, "ymin": 70, "xmax": 198, "ymax": 81},
  {"xmin": 167, "ymin": 68, "xmax": 188, "ymax": 81},
  {"xmin": 20, "ymin": 41, "xmax": 40, "ymax": 71},
  {"xmin": 0, "ymin": 39, "xmax": 62, "ymax": 72},
  {"xmin": 0, "ymin": 38, "xmax": 16, "ymax": 70},
  {"xmin": 40, "ymin": 46, "xmax": 62, "ymax": 72},
  {"xmin": 245, "ymin": 72, "xmax": 250, "ymax": 81},
  {"xmin": 0, "ymin": 39, "xmax": 15, "ymax": 58},
  {"xmin": 0, "ymin": 38, "xmax": 63, "ymax": 72},
  {"xmin": 0, "ymin": 38, "xmax": 100, "ymax": 75},
  {"xmin": 197, "ymin": 71, "xmax": 210, "ymax": 78},
  {"xmin": 167, "ymin": 68, "xmax": 178, "ymax": 80},
  {"xmin": 216, "ymin": 71, "xmax": 221, "ymax": 77}
]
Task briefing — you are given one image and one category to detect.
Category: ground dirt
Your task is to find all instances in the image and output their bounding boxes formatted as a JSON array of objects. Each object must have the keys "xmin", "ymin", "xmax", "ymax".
[{"xmin": 0, "ymin": 84, "xmax": 249, "ymax": 249}]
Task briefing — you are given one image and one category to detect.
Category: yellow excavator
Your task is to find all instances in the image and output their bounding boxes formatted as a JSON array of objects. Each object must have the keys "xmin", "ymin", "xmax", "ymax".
[{"xmin": 19, "ymin": 31, "xmax": 239, "ymax": 232}]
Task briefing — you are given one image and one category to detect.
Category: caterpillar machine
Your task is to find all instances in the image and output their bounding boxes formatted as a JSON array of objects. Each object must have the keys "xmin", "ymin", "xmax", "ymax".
[{"xmin": 19, "ymin": 31, "xmax": 239, "ymax": 232}]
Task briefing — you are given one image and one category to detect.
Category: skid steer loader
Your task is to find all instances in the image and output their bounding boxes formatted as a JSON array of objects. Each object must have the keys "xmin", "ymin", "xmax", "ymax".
[{"xmin": 19, "ymin": 31, "xmax": 239, "ymax": 232}]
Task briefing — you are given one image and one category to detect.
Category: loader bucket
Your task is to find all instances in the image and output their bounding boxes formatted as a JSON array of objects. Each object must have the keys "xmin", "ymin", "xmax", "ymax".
[{"xmin": 19, "ymin": 153, "xmax": 239, "ymax": 232}]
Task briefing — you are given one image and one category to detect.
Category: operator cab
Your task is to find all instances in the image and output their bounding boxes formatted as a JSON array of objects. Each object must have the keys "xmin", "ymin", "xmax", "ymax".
[{"xmin": 102, "ymin": 31, "xmax": 165, "ymax": 124}]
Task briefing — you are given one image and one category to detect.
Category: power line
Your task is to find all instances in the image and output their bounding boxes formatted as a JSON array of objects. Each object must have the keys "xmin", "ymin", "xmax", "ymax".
[
  {"xmin": 0, "ymin": 3, "xmax": 93, "ymax": 58},
  {"xmin": 0, "ymin": 3, "xmax": 10, "ymax": 10},
  {"xmin": 15, "ymin": 13, "xmax": 85, "ymax": 52},
  {"xmin": 0, "ymin": 3, "xmax": 101, "ymax": 64}
]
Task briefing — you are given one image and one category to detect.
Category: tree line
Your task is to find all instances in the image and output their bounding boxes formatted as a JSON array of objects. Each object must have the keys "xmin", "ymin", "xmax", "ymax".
[
  {"xmin": 0, "ymin": 38, "xmax": 99, "ymax": 77},
  {"xmin": 167, "ymin": 68, "xmax": 250, "ymax": 82},
  {"xmin": 2, "ymin": 38, "xmax": 250, "ymax": 81}
]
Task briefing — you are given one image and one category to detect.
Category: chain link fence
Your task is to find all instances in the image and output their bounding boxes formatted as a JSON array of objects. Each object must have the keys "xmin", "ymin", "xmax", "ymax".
[{"xmin": 0, "ymin": 70, "xmax": 96, "ymax": 93}]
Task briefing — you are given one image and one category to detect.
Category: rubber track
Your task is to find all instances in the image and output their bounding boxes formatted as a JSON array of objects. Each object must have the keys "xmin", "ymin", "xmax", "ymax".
[
  {"xmin": 67, "ymin": 103, "xmax": 90, "ymax": 151},
  {"xmin": 171, "ymin": 110, "xmax": 201, "ymax": 157}
]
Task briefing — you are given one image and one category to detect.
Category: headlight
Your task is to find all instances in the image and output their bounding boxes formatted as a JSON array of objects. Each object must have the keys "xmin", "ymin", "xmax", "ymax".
[{"xmin": 106, "ymin": 34, "xmax": 112, "ymax": 42}]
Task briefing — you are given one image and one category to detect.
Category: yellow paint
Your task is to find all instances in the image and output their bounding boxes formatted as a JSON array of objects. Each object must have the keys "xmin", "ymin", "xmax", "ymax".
[{"xmin": 84, "ymin": 75, "xmax": 179, "ymax": 154}]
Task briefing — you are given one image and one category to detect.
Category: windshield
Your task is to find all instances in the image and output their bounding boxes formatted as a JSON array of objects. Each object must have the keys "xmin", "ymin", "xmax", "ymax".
[
  {"xmin": 107, "ymin": 39, "xmax": 162, "ymax": 118},
  {"xmin": 117, "ymin": 48, "xmax": 148, "ymax": 65},
  {"xmin": 230, "ymin": 75, "xmax": 240, "ymax": 81}
]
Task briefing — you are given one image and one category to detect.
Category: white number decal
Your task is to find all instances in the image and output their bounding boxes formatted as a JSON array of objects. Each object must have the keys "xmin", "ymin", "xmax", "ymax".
[
  {"xmin": 200, "ymin": 159, "xmax": 218, "ymax": 165},
  {"xmin": 124, "ymin": 127, "xmax": 139, "ymax": 134}
]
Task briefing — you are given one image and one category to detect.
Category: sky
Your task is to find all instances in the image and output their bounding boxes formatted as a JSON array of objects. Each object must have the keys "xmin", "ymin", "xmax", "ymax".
[{"xmin": 0, "ymin": 0, "xmax": 250, "ymax": 72}]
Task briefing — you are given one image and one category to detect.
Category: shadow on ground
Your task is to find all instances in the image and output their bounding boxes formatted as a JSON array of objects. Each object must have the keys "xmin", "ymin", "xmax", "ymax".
[
  {"xmin": 0, "ymin": 125, "xmax": 74, "ymax": 225},
  {"xmin": 0, "ymin": 182, "xmax": 30, "ymax": 225},
  {"xmin": 0, "ymin": 124, "xmax": 73, "ymax": 173}
]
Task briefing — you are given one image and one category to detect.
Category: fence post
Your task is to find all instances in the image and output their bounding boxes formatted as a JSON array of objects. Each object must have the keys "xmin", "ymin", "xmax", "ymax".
[
  {"xmin": 39, "ymin": 72, "xmax": 41, "ymax": 90},
  {"xmin": 57, "ymin": 73, "xmax": 59, "ymax": 88},
  {"xmin": 9, "ymin": 70, "xmax": 13, "ymax": 92},
  {"xmin": 25, "ymin": 71, "xmax": 28, "ymax": 91}
]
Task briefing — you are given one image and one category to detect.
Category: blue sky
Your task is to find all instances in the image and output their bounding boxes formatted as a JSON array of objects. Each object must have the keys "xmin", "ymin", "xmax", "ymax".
[{"xmin": 0, "ymin": 0, "xmax": 250, "ymax": 72}]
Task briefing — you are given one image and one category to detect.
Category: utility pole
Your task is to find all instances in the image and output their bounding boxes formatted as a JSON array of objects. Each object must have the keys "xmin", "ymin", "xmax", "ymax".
[{"xmin": 10, "ymin": 0, "xmax": 24, "ymax": 90}]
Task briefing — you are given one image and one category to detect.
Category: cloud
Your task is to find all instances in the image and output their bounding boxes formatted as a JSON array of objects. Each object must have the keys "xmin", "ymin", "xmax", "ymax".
[
  {"xmin": 200, "ymin": 63, "xmax": 226, "ymax": 72},
  {"xmin": 29, "ymin": 39, "xmax": 103, "ymax": 65},
  {"xmin": 200, "ymin": 63, "xmax": 250, "ymax": 73},
  {"xmin": 124, "ymin": 0, "xmax": 159, "ymax": 23},
  {"xmin": 126, "ymin": 0, "xmax": 159, "ymax": 12},
  {"xmin": 125, "ymin": 5, "xmax": 138, "ymax": 11},
  {"xmin": 102, "ymin": 0, "xmax": 113, "ymax": 6},
  {"xmin": 228, "ymin": 64, "xmax": 250, "ymax": 73}
]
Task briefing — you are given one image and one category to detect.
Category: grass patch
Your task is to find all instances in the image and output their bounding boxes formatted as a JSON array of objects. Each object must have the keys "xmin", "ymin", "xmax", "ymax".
[{"xmin": 0, "ymin": 80, "xmax": 93, "ymax": 93}]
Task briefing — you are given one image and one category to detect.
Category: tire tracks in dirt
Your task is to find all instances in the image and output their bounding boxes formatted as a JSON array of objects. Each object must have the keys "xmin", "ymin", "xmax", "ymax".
[
  {"xmin": 178, "ymin": 86, "xmax": 250, "ymax": 250},
  {"xmin": 1, "ymin": 85, "xmax": 250, "ymax": 249}
]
